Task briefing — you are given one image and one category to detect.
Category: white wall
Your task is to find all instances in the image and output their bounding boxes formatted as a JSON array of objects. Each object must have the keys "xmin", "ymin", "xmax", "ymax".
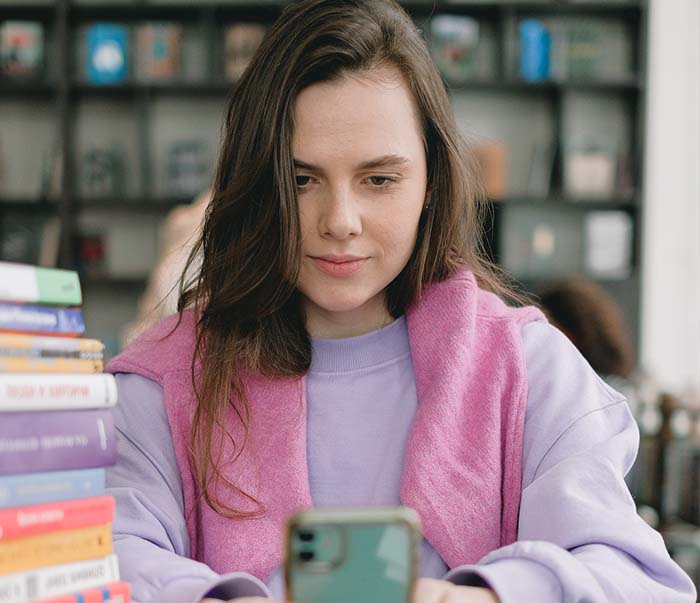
[{"xmin": 641, "ymin": 0, "xmax": 700, "ymax": 400}]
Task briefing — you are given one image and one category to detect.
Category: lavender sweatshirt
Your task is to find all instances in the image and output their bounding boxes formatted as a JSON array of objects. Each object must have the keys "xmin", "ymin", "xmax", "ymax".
[{"xmin": 106, "ymin": 318, "xmax": 696, "ymax": 603}]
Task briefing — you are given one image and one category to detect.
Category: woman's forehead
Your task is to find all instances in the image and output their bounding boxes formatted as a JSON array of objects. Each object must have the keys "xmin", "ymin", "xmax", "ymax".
[{"xmin": 292, "ymin": 67, "xmax": 423, "ymax": 162}]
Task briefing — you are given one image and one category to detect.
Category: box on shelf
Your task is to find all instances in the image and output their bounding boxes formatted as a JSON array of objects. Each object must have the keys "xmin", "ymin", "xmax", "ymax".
[
  {"xmin": 86, "ymin": 23, "xmax": 128, "ymax": 85},
  {"xmin": 584, "ymin": 210, "xmax": 632, "ymax": 280},
  {"xmin": 0, "ymin": 21, "xmax": 43, "ymax": 79},
  {"xmin": 473, "ymin": 141, "xmax": 507, "ymax": 200},
  {"xmin": 564, "ymin": 149, "xmax": 617, "ymax": 198},
  {"xmin": 430, "ymin": 14, "xmax": 480, "ymax": 84}
]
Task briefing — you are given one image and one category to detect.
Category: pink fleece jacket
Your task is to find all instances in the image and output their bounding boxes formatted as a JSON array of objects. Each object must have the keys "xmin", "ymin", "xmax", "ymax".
[{"xmin": 107, "ymin": 270, "xmax": 545, "ymax": 581}]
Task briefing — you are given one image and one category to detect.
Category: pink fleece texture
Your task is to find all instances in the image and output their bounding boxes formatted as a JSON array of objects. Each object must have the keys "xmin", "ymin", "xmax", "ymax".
[{"xmin": 107, "ymin": 269, "xmax": 544, "ymax": 580}]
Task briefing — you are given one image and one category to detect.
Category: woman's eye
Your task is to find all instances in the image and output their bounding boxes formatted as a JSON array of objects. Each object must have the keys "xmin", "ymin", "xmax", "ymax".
[
  {"xmin": 296, "ymin": 175, "xmax": 312, "ymax": 188},
  {"xmin": 367, "ymin": 176, "xmax": 395, "ymax": 187}
]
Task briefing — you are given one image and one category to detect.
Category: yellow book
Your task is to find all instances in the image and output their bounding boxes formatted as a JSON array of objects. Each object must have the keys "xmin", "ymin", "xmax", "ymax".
[
  {"xmin": 0, "ymin": 334, "xmax": 104, "ymax": 358},
  {"xmin": 0, "ymin": 524, "xmax": 112, "ymax": 575},
  {"xmin": 0, "ymin": 356, "xmax": 103, "ymax": 374}
]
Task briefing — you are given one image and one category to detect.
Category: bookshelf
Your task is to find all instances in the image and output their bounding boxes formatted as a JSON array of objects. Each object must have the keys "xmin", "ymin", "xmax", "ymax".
[{"xmin": 0, "ymin": 0, "xmax": 648, "ymax": 354}]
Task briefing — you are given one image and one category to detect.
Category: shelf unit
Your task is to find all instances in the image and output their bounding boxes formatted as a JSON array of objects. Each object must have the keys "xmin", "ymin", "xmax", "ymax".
[{"xmin": 0, "ymin": 0, "xmax": 648, "ymax": 350}]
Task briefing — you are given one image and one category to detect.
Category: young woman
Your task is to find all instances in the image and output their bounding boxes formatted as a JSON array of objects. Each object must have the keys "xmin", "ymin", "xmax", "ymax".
[{"xmin": 106, "ymin": 1, "xmax": 696, "ymax": 602}]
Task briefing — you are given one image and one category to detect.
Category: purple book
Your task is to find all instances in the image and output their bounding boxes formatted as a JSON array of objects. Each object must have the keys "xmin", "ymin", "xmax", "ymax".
[
  {"xmin": 0, "ymin": 409, "xmax": 116, "ymax": 475},
  {"xmin": 0, "ymin": 303, "xmax": 85, "ymax": 336}
]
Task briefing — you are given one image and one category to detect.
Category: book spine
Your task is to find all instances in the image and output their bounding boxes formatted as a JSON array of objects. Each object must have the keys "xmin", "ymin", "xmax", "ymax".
[
  {"xmin": 0, "ymin": 496, "xmax": 115, "ymax": 542},
  {"xmin": 0, "ymin": 263, "xmax": 82, "ymax": 307},
  {"xmin": 0, "ymin": 410, "xmax": 116, "ymax": 475},
  {"xmin": 0, "ymin": 357, "xmax": 103, "ymax": 374},
  {"xmin": 0, "ymin": 524, "xmax": 112, "ymax": 576},
  {"xmin": 0, "ymin": 334, "xmax": 103, "ymax": 358},
  {"xmin": 0, "ymin": 554, "xmax": 119, "ymax": 603},
  {"xmin": 0, "ymin": 304, "xmax": 85, "ymax": 337},
  {"xmin": 34, "ymin": 581, "xmax": 130, "ymax": 603},
  {"xmin": 0, "ymin": 469, "xmax": 106, "ymax": 509},
  {"xmin": 0, "ymin": 374, "xmax": 117, "ymax": 411}
]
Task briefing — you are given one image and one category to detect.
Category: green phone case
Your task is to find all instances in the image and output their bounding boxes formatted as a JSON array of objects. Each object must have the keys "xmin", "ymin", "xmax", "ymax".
[{"xmin": 285, "ymin": 507, "xmax": 421, "ymax": 603}]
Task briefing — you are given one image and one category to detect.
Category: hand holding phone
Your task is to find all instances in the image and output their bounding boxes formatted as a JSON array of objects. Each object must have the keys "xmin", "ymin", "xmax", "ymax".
[{"xmin": 285, "ymin": 507, "xmax": 421, "ymax": 603}]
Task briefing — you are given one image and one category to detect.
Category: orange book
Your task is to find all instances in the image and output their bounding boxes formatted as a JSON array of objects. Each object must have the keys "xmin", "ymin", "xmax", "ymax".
[
  {"xmin": 0, "ymin": 496, "xmax": 115, "ymax": 542},
  {"xmin": 0, "ymin": 356, "xmax": 103, "ymax": 374},
  {"xmin": 36, "ymin": 581, "xmax": 130, "ymax": 603},
  {"xmin": 0, "ymin": 524, "xmax": 112, "ymax": 575},
  {"xmin": 0, "ymin": 333, "xmax": 104, "ymax": 358}
]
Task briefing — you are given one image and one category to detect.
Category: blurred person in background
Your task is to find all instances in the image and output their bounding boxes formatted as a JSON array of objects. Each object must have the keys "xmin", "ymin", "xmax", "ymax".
[
  {"xmin": 538, "ymin": 276, "xmax": 635, "ymax": 398},
  {"xmin": 121, "ymin": 188, "xmax": 210, "ymax": 346}
]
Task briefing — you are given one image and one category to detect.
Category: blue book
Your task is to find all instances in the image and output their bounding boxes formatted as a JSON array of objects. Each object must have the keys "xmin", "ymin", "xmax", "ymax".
[
  {"xmin": 0, "ymin": 468, "xmax": 105, "ymax": 508},
  {"xmin": 519, "ymin": 19, "xmax": 551, "ymax": 82},
  {"xmin": 0, "ymin": 303, "xmax": 85, "ymax": 335},
  {"xmin": 87, "ymin": 23, "xmax": 128, "ymax": 84}
]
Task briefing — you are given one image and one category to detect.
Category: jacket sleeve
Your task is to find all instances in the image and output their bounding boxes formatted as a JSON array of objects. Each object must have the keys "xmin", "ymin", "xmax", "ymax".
[
  {"xmin": 444, "ymin": 321, "xmax": 697, "ymax": 603},
  {"xmin": 107, "ymin": 373, "xmax": 272, "ymax": 603}
]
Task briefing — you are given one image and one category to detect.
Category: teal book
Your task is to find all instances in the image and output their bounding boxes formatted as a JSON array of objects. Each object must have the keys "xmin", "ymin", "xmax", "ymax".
[{"xmin": 0, "ymin": 262, "xmax": 82, "ymax": 306}]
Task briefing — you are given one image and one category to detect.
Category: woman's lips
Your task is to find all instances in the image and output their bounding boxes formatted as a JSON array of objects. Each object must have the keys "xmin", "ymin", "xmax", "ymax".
[{"xmin": 312, "ymin": 256, "xmax": 368, "ymax": 277}]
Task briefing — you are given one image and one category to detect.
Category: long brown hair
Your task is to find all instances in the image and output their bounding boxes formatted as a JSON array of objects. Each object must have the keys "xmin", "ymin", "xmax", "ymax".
[{"xmin": 178, "ymin": 0, "xmax": 519, "ymax": 519}]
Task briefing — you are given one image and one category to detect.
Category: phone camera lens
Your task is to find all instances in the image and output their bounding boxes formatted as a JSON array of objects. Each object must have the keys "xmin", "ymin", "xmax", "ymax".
[
  {"xmin": 299, "ymin": 550, "xmax": 315, "ymax": 562},
  {"xmin": 298, "ymin": 530, "xmax": 315, "ymax": 542}
]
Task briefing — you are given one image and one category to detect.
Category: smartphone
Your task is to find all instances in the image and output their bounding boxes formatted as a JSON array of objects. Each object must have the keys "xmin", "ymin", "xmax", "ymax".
[{"xmin": 284, "ymin": 506, "xmax": 421, "ymax": 603}]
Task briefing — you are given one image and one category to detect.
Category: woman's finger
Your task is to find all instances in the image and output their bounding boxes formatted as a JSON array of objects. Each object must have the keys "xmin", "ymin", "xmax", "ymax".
[
  {"xmin": 413, "ymin": 577, "xmax": 453, "ymax": 603},
  {"xmin": 443, "ymin": 585, "xmax": 500, "ymax": 603}
]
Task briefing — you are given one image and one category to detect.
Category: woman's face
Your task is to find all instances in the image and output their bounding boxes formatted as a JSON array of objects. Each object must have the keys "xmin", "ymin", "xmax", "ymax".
[{"xmin": 293, "ymin": 66, "xmax": 428, "ymax": 338}]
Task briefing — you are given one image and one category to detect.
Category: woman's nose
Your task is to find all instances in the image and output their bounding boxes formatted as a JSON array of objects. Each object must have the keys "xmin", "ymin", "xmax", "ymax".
[{"xmin": 320, "ymin": 185, "xmax": 362, "ymax": 240}]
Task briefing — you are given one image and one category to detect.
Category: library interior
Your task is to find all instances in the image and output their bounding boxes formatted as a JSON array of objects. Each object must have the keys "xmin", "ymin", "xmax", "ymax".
[{"xmin": 0, "ymin": 1, "xmax": 698, "ymax": 603}]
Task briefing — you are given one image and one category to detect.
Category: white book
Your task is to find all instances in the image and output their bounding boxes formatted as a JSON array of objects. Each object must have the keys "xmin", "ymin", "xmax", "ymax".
[
  {"xmin": 0, "ymin": 554, "xmax": 119, "ymax": 603},
  {"xmin": 0, "ymin": 374, "xmax": 117, "ymax": 411},
  {"xmin": 0, "ymin": 262, "xmax": 82, "ymax": 307}
]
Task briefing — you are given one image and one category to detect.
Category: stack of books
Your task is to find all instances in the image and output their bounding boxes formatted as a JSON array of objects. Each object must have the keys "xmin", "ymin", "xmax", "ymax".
[{"xmin": 0, "ymin": 262, "xmax": 129, "ymax": 603}]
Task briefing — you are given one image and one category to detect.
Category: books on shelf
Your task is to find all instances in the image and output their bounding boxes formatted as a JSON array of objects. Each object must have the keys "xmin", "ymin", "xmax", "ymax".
[
  {"xmin": 86, "ymin": 24, "xmax": 128, "ymax": 85},
  {"xmin": 430, "ymin": 14, "xmax": 480, "ymax": 84},
  {"xmin": 519, "ymin": 19, "xmax": 551, "ymax": 82},
  {"xmin": 81, "ymin": 146, "xmax": 127, "ymax": 198},
  {"xmin": 0, "ymin": 22, "xmax": 43, "ymax": 79},
  {"xmin": 0, "ymin": 262, "xmax": 128, "ymax": 602},
  {"xmin": 501, "ymin": 206, "xmax": 584, "ymax": 278},
  {"xmin": 223, "ymin": 23, "xmax": 266, "ymax": 82},
  {"xmin": 135, "ymin": 24, "xmax": 182, "ymax": 82},
  {"xmin": 165, "ymin": 140, "xmax": 209, "ymax": 197}
]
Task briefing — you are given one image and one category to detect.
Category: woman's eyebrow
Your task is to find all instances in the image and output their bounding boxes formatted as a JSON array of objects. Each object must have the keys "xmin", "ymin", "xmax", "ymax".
[{"xmin": 293, "ymin": 154, "xmax": 411, "ymax": 172}]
